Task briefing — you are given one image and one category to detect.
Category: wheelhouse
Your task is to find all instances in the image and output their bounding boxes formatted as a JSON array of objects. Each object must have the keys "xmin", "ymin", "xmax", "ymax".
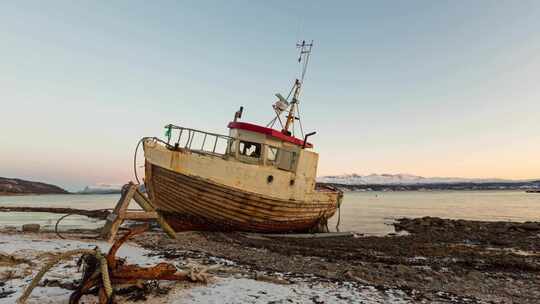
[
  {"xmin": 227, "ymin": 122, "xmax": 312, "ymax": 173},
  {"xmin": 162, "ymin": 121, "xmax": 314, "ymax": 175}
]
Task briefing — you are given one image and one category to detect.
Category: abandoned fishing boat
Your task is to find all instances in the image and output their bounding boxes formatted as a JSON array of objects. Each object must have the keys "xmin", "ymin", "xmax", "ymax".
[{"xmin": 142, "ymin": 41, "xmax": 343, "ymax": 233}]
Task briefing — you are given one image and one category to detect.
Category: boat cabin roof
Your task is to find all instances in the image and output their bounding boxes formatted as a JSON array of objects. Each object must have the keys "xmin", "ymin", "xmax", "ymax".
[{"xmin": 228, "ymin": 122, "xmax": 313, "ymax": 148}]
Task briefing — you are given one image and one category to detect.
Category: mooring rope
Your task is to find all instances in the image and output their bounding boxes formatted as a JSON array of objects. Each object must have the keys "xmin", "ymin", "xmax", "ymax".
[
  {"xmin": 134, "ymin": 136, "xmax": 170, "ymax": 185},
  {"xmin": 17, "ymin": 248, "xmax": 112, "ymax": 303},
  {"xmin": 133, "ymin": 137, "xmax": 147, "ymax": 185},
  {"xmin": 54, "ymin": 208, "xmax": 113, "ymax": 240},
  {"xmin": 335, "ymin": 201, "xmax": 342, "ymax": 233},
  {"xmin": 95, "ymin": 250, "xmax": 113, "ymax": 297},
  {"xmin": 54, "ymin": 213, "xmax": 74, "ymax": 239}
]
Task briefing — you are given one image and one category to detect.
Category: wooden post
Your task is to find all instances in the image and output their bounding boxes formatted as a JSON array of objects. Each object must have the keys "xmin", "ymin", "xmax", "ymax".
[
  {"xmin": 100, "ymin": 182, "xmax": 176, "ymax": 243},
  {"xmin": 132, "ymin": 188, "xmax": 177, "ymax": 239}
]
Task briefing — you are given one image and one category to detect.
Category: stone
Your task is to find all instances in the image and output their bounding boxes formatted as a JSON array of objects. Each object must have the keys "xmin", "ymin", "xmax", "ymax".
[
  {"xmin": 22, "ymin": 224, "xmax": 40, "ymax": 233},
  {"xmin": 254, "ymin": 272, "xmax": 289, "ymax": 285}
]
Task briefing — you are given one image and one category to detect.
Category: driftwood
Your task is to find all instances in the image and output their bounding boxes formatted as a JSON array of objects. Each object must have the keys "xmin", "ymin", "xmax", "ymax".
[
  {"xmin": 0, "ymin": 206, "xmax": 110, "ymax": 219},
  {"xmin": 71, "ymin": 224, "xmax": 209, "ymax": 304}
]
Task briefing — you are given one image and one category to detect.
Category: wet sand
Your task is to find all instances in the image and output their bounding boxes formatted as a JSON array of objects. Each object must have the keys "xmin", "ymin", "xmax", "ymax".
[{"xmin": 1, "ymin": 217, "xmax": 539, "ymax": 303}]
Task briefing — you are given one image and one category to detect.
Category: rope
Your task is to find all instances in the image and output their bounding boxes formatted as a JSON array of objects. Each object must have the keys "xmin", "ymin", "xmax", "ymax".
[
  {"xmin": 54, "ymin": 213, "xmax": 73, "ymax": 239},
  {"xmin": 335, "ymin": 204, "xmax": 341, "ymax": 232},
  {"xmin": 17, "ymin": 248, "xmax": 111, "ymax": 303},
  {"xmin": 95, "ymin": 251, "xmax": 113, "ymax": 297},
  {"xmin": 135, "ymin": 136, "xmax": 183, "ymax": 184},
  {"xmin": 133, "ymin": 137, "xmax": 146, "ymax": 185},
  {"xmin": 55, "ymin": 209, "xmax": 113, "ymax": 240},
  {"xmin": 296, "ymin": 103, "xmax": 305, "ymax": 139}
]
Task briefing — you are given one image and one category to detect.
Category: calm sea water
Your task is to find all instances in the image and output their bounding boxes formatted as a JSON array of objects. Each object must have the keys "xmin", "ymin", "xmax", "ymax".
[
  {"xmin": 0, "ymin": 194, "xmax": 120, "ymax": 231},
  {"xmin": 0, "ymin": 191, "xmax": 538, "ymax": 235},
  {"xmin": 329, "ymin": 190, "xmax": 540, "ymax": 234}
]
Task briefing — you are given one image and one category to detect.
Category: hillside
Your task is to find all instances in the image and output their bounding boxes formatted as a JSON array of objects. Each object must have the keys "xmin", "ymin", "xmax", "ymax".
[{"xmin": 0, "ymin": 177, "xmax": 69, "ymax": 195}]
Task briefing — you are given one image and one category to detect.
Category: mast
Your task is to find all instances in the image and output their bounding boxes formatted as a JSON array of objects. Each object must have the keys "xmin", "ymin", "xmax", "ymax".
[
  {"xmin": 282, "ymin": 79, "xmax": 300, "ymax": 134},
  {"xmin": 282, "ymin": 40, "xmax": 313, "ymax": 136}
]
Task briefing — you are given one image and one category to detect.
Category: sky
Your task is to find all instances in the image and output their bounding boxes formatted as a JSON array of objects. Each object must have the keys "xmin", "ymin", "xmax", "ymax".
[{"xmin": 1, "ymin": 1, "xmax": 540, "ymax": 191}]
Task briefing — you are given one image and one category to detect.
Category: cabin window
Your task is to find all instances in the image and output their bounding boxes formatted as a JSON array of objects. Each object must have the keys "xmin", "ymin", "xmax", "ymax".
[
  {"xmin": 266, "ymin": 146, "xmax": 278, "ymax": 163},
  {"xmin": 239, "ymin": 141, "xmax": 261, "ymax": 158},
  {"xmin": 277, "ymin": 150, "xmax": 297, "ymax": 171}
]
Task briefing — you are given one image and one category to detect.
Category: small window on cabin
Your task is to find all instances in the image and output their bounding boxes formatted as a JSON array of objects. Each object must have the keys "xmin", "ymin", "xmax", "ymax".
[
  {"xmin": 239, "ymin": 141, "xmax": 261, "ymax": 158},
  {"xmin": 267, "ymin": 146, "xmax": 278, "ymax": 163},
  {"xmin": 277, "ymin": 150, "xmax": 297, "ymax": 171}
]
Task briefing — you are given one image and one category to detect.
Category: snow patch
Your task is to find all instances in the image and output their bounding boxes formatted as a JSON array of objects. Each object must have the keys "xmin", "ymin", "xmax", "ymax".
[{"xmin": 173, "ymin": 278, "xmax": 413, "ymax": 304}]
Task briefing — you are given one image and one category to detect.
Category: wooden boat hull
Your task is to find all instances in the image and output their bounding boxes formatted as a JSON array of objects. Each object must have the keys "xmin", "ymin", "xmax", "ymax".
[{"xmin": 145, "ymin": 162, "xmax": 342, "ymax": 233}]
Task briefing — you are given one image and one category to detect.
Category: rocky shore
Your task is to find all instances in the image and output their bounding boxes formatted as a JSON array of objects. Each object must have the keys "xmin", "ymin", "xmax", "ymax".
[
  {"xmin": 1, "ymin": 217, "xmax": 539, "ymax": 303},
  {"xmin": 132, "ymin": 217, "xmax": 540, "ymax": 303}
]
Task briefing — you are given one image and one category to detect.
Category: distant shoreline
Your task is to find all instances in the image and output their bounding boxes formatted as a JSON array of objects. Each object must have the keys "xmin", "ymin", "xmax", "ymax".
[
  {"xmin": 1, "ymin": 188, "xmax": 537, "ymax": 196},
  {"xmin": 0, "ymin": 192, "xmax": 122, "ymax": 196},
  {"xmin": 319, "ymin": 181, "xmax": 540, "ymax": 192},
  {"xmin": 0, "ymin": 193, "xmax": 78, "ymax": 197},
  {"xmin": 0, "ymin": 192, "xmax": 61, "ymax": 197}
]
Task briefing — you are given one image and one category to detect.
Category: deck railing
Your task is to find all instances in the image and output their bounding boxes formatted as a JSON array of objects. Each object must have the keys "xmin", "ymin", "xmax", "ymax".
[
  {"xmin": 164, "ymin": 124, "xmax": 234, "ymax": 157},
  {"xmin": 161, "ymin": 124, "xmax": 299, "ymax": 171}
]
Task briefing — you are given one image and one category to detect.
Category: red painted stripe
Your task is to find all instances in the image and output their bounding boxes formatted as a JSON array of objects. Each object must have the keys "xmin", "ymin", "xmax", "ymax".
[{"xmin": 227, "ymin": 122, "xmax": 313, "ymax": 148}]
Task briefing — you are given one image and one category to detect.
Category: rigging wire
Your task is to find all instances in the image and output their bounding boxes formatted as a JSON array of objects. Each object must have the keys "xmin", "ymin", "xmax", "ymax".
[
  {"xmin": 292, "ymin": 40, "xmax": 313, "ymax": 138},
  {"xmin": 266, "ymin": 116, "xmax": 277, "ymax": 128},
  {"xmin": 291, "ymin": 109, "xmax": 295, "ymax": 137},
  {"xmin": 296, "ymin": 102, "xmax": 305, "ymax": 139},
  {"xmin": 267, "ymin": 81, "xmax": 296, "ymax": 130},
  {"xmin": 285, "ymin": 81, "xmax": 296, "ymax": 101},
  {"xmin": 299, "ymin": 41, "xmax": 313, "ymax": 83},
  {"xmin": 266, "ymin": 38, "xmax": 313, "ymax": 136}
]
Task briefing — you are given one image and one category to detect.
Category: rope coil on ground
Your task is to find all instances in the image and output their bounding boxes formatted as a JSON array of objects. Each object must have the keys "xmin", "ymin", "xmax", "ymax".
[{"xmin": 95, "ymin": 251, "xmax": 113, "ymax": 297}]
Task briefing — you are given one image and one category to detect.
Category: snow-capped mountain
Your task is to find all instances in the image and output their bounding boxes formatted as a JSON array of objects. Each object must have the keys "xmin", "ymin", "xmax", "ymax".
[
  {"xmin": 317, "ymin": 174, "xmax": 525, "ymax": 185},
  {"xmin": 77, "ymin": 183, "xmax": 123, "ymax": 194}
]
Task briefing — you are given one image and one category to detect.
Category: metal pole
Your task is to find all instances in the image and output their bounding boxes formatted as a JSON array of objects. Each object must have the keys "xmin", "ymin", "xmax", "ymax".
[
  {"xmin": 213, "ymin": 136, "xmax": 218, "ymax": 153},
  {"xmin": 202, "ymin": 134, "xmax": 207, "ymax": 150}
]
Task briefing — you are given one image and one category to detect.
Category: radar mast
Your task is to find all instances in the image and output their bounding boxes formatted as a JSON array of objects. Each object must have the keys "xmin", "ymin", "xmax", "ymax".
[{"xmin": 267, "ymin": 40, "xmax": 313, "ymax": 139}]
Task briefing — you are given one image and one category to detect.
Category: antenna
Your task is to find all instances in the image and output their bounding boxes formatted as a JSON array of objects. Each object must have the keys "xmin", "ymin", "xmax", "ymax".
[
  {"xmin": 297, "ymin": 40, "xmax": 313, "ymax": 84},
  {"xmin": 283, "ymin": 40, "xmax": 313, "ymax": 136},
  {"xmin": 267, "ymin": 40, "xmax": 314, "ymax": 139}
]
